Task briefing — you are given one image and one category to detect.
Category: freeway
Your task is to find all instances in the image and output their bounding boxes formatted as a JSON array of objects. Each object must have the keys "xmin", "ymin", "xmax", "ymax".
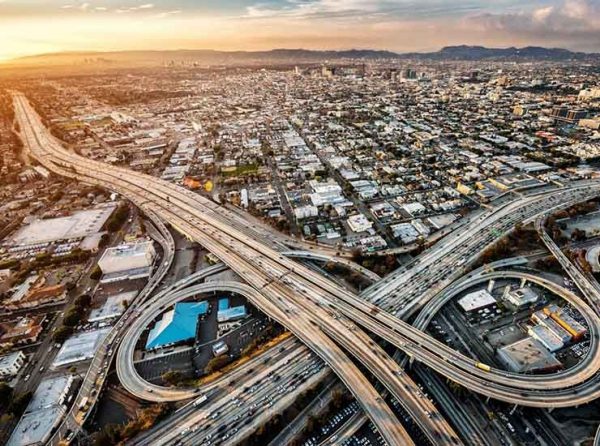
[
  {"xmin": 15, "ymin": 90, "xmax": 600, "ymax": 444},
  {"xmin": 280, "ymin": 250, "xmax": 381, "ymax": 282},
  {"xmin": 131, "ymin": 346, "xmax": 329, "ymax": 446},
  {"xmin": 14, "ymin": 92, "xmax": 459, "ymax": 445},
  {"xmin": 595, "ymin": 424, "xmax": 600, "ymax": 446},
  {"xmin": 362, "ymin": 184, "xmax": 600, "ymax": 318},
  {"xmin": 117, "ymin": 276, "xmax": 307, "ymax": 401},
  {"xmin": 319, "ymin": 260, "xmax": 599, "ymax": 444},
  {"xmin": 536, "ymin": 215, "xmax": 600, "ymax": 315},
  {"xmin": 46, "ymin": 207, "xmax": 175, "ymax": 445}
]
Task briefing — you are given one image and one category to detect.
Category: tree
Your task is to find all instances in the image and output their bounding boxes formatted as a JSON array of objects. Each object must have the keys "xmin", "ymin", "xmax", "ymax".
[
  {"xmin": 0, "ymin": 381, "xmax": 13, "ymax": 409},
  {"xmin": 74, "ymin": 294, "xmax": 91, "ymax": 308},
  {"xmin": 8, "ymin": 391, "xmax": 32, "ymax": 415},
  {"xmin": 62, "ymin": 309, "xmax": 81, "ymax": 327},
  {"xmin": 161, "ymin": 370, "xmax": 184, "ymax": 387},
  {"xmin": 53, "ymin": 326, "xmax": 73, "ymax": 343},
  {"xmin": 89, "ymin": 265, "xmax": 102, "ymax": 281},
  {"xmin": 205, "ymin": 355, "xmax": 231, "ymax": 374},
  {"xmin": 98, "ymin": 233, "xmax": 110, "ymax": 249}
]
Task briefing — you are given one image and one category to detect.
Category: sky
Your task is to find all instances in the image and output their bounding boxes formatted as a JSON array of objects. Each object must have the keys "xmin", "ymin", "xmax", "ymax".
[{"xmin": 0, "ymin": 0, "xmax": 599, "ymax": 61}]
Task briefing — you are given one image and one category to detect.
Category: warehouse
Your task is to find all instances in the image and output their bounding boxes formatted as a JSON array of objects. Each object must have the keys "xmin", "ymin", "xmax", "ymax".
[
  {"xmin": 497, "ymin": 337, "xmax": 562, "ymax": 373},
  {"xmin": 6, "ymin": 205, "xmax": 115, "ymax": 249},
  {"xmin": 53, "ymin": 328, "xmax": 110, "ymax": 367},
  {"xmin": 457, "ymin": 289, "xmax": 497, "ymax": 313},
  {"xmin": 7, "ymin": 375, "xmax": 74, "ymax": 446},
  {"xmin": 98, "ymin": 241, "xmax": 156, "ymax": 274},
  {"xmin": 146, "ymin": 301, "xmax": 209, "ymax": 350}
]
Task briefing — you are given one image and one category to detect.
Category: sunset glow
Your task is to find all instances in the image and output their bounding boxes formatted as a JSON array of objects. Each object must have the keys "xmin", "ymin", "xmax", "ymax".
[{"xmin": 1, "ymin": 0, "xmax": 599, "ymax": 61}]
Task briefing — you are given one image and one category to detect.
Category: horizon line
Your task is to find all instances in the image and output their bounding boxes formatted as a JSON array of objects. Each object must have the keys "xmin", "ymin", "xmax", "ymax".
[{"xmin": 2, "ymin": 44, "xmax": 598, "ymax": 65}]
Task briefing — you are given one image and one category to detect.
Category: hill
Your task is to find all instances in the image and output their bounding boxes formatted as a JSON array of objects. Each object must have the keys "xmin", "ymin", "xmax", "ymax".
[{"xmin": 4, "ymin": 46, "xmax": 598, "ymax": 68}]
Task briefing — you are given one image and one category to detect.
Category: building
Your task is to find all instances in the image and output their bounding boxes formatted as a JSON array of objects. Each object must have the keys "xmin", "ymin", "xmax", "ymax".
[
  {"xmin": 98, "ymin": 241, "xmax": 156, "ymax": 275},
  {"xmin": 527, "ymin": 325, "xmax": 564, "ymax": 352},
  {"xmin": 294, "ymin": 204, "xmax": 319, "ymax": 220},
  {"xmin": 551, "ymin": 106, "xmax": 587, "ymax": 123},
  {"xmin": 217, "ymin": 306, "xmax": 248, "ymax": 323},
  {"xmin": 309, "ymin": 179, "xmax": 345, "ymax": 206},
  {"xmin": 146, "ymin": 301, "xmax": 209, "ymax": 350},
  {"xmin": 52, "ymin": 328, "xmax": 111, "ymax": 367},
  {"xmin": 88, "ymin": 290, "xmax": 137, "ymax": 323},
  {"xmin": 217, "ymin": 297, "xmax": 248, "ymax": 323},
  {"xmin": 5, "ymin": 276, "xmax": 66, "ymax": 310},
  {"xmin": 98, "ymin": 241, "xmax": 156, "ymax": 283},
  {"xmin": 347, "ymin": 214, "xmax": 373, "ymax": 233},
  {"xmin": 543, "ymin": 304, "xmax": 587, "ymax": 340},
  {"xmin": 400, "ymin": 202, "xmax": 427, "ymax": 217},
  {"xmin": 503, "ymin": 286, "xmax": 538, "ymax": 308},
  {"xmin": 0, "ymin": 316, "xmax": 45, "ymax": 347},
  {"xmin": 391, "ymin": 223, "xmax": 420, "ymax": 244},
  {"xmin": 0, "ymin": 269, "xmax": 12, "ymax": 293},
  {"xmin": 457, "ymin": 289, "xmax": 497, "ymax": 313},
  {"xmin": 212, "ymin": 340, "xmax": 229, "ymax": 357},
  {"xmin": 497, "ymin": 337, "xmax": 562, "ymax": 373},
  {"xmin": 7, "ymin": 375, "xmax": 74, "ymax": 446},
  {"xmin": 5, "ymin": 205, "xmax": 115, "ymax": 250},
  {"xmin": 0, "ymin": 350, "xmax": 26, "ymax": 377}
]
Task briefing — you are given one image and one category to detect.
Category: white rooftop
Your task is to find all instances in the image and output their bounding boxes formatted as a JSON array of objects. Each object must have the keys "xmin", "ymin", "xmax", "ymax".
[
  {"xmin": 53, "ymin": 328, "xmax": 110, "ymax": 367},
  {"xmin": 7, "ymin": 206, "xmax": 116, "ymax": 247},
  {"xmin": 458, "ymin": 289, "xmax": 497, "ymax": 312},
  {"xmin": 7, "ymin": 375, "xmax": 73, "ymax": 446},
  {"xmin": 88, "ymin": 291, "xmax": 137, "ymax": 322}
]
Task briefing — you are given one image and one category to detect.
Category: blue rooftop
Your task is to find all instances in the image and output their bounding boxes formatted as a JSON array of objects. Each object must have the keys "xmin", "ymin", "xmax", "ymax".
[
  {"xmin": 218, "ymin": 297, "xmax": 230, "ymax": 311},
  {"xmin": 145, "ymin": 301, "xmax": 208, "ymax": 350},
  {"xmin": 217, "ymin": 305, "xmax": 247, "ymax": 323}
]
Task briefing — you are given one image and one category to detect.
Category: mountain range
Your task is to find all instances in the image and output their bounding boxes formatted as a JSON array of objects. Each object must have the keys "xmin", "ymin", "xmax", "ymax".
[{"xmin": 4, "ymin": 45, "xmax": 599, "ymax": 68}]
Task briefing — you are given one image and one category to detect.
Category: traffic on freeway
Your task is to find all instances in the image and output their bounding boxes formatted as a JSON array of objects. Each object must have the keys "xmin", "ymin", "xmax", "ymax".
[{"xmin": 13, "ymin": 90, "xmax": 600, "ymax": 446}]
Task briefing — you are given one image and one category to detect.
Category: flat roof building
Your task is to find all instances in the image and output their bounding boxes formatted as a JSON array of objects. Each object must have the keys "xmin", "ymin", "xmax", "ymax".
[
  {"xmin": 146, "ymin": 301, "xmax": 208, "ymax": 350},
  {"xmin": 503, "ymin": 286, "xmax": 538, "ymax": 308},
  {"xmin": 497, "ymin": 337, "xmax": 562, "ymax": 373},
  {"xmin": 6, "ymin": 206, "xmax": 115, "ymax": 248},
  {"xmin": 88, "ymin": 290, "xmax": 137, "ymax": 322},
  {"xmin": 98, "ymin": 241, "xmax": 156, "ymax": 276},
  {"xmin": 528, "ymin": 325, "xmax": 564, "ymax": 352},
  {"xmin": 347, "ymin": 214, "xmax": 373, "ymax": 233},
  {"xmin": 457, "ymin": 289, "xmax": 497, "ymax": 312},
  {"xmin": 217, "ymin": 306, "xmax": 248, "ymax": 323},
  {"xmin": 53, "ymin": 328, "xmax": 110, "ymax": 367},
  {"xmin": 543, "ymin": 304, "xmax": 588, "ymax": 340},
  {"xmin": 7, "ymin": 375, "xmax": 74, "ymax": 446},
  {"xmin": 0, "ymin": 350, "xmax": 26, "ymax": 377}
]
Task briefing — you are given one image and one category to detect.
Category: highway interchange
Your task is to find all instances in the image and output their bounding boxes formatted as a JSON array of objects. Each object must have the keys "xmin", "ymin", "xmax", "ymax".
[{"xmin": 12, "ymin": 91, "xmax": 600, "ymax": 445}]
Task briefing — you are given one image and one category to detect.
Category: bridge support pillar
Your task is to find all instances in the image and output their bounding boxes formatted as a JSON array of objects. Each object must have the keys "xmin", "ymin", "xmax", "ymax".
[
  {"xmin": 520, "ymin": 278, "xmax": 527, "ymax": 288},
  {"xmin": 487, "ymin": 280, "xmax": 495, "ymax": 293},
  {"xmin": 509, "ymin": 404, "xmax": 518, "ymax": 415}
]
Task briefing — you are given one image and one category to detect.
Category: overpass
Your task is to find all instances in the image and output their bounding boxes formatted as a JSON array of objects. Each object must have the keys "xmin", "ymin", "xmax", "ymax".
[{"xmin": 14, "ymin": 91, "xmax": 600, "ymax": 445}]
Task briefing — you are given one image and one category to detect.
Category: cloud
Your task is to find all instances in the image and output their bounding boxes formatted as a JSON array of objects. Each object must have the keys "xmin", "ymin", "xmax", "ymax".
[
  {"xmin": 467, "ymin": 0, "xmax": 600, "ymax": 36},
  {"xmin": 243, "ymin": 0, "xmax": 485, "ymax": 21},
  {"xmin": 114, "ymin": 3, "xmax": 156, "ymax": 14},
  {"xmin": 153, "ymin": 9, "xmax": 182, "ymax": 19}
]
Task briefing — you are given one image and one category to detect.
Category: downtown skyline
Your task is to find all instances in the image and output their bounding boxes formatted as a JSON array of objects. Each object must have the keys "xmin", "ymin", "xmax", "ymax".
[{"xmin": 0, "ymin": 0, "xmax": 599, "ymax": 61}]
